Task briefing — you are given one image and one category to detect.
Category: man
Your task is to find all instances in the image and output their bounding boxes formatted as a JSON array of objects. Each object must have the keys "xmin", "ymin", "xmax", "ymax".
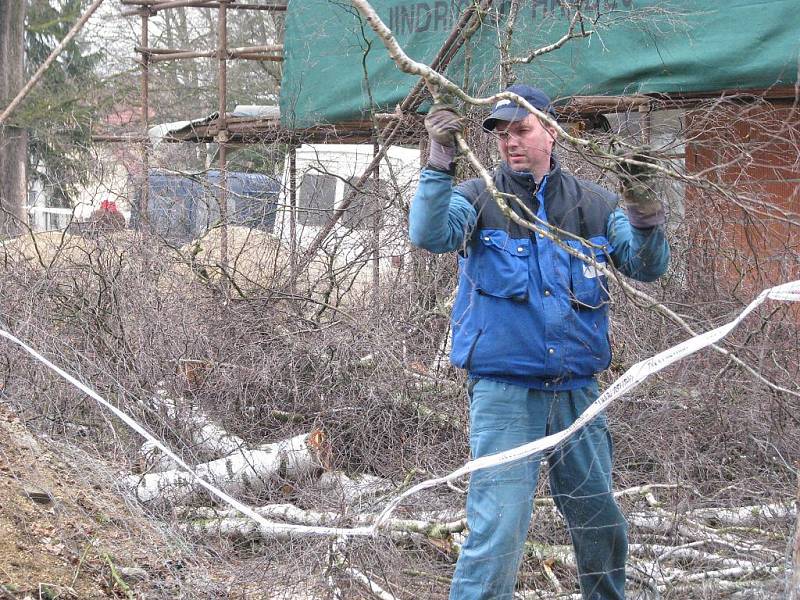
[{"xmin": 408, "ymin": 84, "xmax": 670, "ymax": 600}]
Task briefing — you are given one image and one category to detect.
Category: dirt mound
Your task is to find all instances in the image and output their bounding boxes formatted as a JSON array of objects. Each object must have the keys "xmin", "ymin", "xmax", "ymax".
[
  {"xmin": 0, "ymin": 231, "xmax": 137, "ymax": 269},
  {"xmin": 181, "ymin": 226, "xmax": 367, "ymax": 301},
  {"xmin": 0, "ymin": 228, "xmax": 370, "ymax": 306},
  {"xmin": 0, "ymin": 401, "xmax": 214, "ymax": 599},
  {"xmin": 180, "ymin": 226, "xmax": 291, "ymax": 289}
]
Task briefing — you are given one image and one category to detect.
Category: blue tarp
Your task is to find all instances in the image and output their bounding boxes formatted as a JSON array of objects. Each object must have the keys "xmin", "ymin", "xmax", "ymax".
[{"xmin": 137, "ymin": 171, "xmax": 280, "ymax": 242}]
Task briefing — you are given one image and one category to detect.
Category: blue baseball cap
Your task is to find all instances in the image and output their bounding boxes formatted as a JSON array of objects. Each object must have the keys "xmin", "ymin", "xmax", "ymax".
[{"xmin": 482, "ymin": 84, "xmax": 556, "ymax": 131}]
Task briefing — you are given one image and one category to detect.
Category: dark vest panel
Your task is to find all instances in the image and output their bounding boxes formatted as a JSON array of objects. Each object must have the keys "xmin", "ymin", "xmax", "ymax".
[{"xmin": 455, "ymin": 162, "xmax": 618, "ymax": 243}]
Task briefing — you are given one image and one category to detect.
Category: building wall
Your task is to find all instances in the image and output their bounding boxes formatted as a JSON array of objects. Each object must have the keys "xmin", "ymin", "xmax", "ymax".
[{"xmin": 684, "ymin": 100, "xmax": 800, "ymax": 298}]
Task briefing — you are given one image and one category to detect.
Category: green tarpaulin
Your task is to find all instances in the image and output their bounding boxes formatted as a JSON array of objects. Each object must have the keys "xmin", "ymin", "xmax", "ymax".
[{"xmin": 280, "ymin": 0, "xmax": 799, "ymax": 128}]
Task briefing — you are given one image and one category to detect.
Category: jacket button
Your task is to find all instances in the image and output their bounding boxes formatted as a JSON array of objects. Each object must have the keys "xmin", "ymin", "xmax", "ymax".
[
  {"xmin": 517, "ymin": 246, "xmax": 524, "ymax": 253},
  {"xmin": 538, "ymin": 233, "xmax": 544, "ymax": 239},
  {"xmin": 484, "ymin": 236, "xmax": 490, "ymax": 242},
  {"xmin": 548, "ymin": 348, "xmax": 555, "ymax": 354},
  {"xmin": 544, "ymin": 290, "xmax": 551, "ymax": 296}
]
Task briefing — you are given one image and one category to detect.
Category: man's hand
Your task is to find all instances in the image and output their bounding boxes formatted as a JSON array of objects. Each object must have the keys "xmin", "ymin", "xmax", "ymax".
[
  {"xmin": 615, "ymin": 147, "xmax": 665, "ymax": 228},
  {"xmin": 425, "ymin": 104, "xmax": 463, "ymax": 146},
  {"xmin": 424, "ymin": 104, "xmax": 462, "ymax": 171}
]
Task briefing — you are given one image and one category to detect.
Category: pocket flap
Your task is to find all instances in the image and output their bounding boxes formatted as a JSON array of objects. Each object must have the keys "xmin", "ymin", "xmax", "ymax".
[{"xmin": 479, "ymin": 230, "xmax": 531, "ymax": 257}]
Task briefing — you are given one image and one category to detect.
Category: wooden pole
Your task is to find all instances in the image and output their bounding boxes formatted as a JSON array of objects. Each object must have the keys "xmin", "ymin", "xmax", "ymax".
[
  {"xmin": 120, "ymin": 0, "xmax": 286, "ymax": 11},
  {"xmin": 289, "ymin": 144, "xmax": 298, "ymax": 282},
  {"xmin": 217, "ymin": 0, "xmax": 229, "ymax": 281},
  {"xmin": 136, "ymin": 44, "xmax": 282, "ymax": 62},
  {"xmin": 139, "ymin": 11, "xmax": 151, "ymax": 228},
  {"xmin": 136, "ymin": 44, "xmax": 282, "ymax": 55},
  {"xmin": 372, "ymin": 139, "xmax": 380, "ymax": 308},
  {"xmin": 791, "ymin": 464, "xmax": 800, "ymax": 599}
]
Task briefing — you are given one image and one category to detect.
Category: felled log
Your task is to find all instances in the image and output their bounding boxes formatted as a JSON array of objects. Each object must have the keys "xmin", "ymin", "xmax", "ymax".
[
  {"xmin": 179, "ymin": 501, "xmax": 466, "ymax": 540},
  {"xmin": 630, "ymin": 542, "xmax": 761, "ymax": 571},
  {"xmin": 687, "ymin": 503, "xmax": 795, "ymax": 527},
  {"xmin": 137, "ymin": 387, "xmax": 247, "ymax": 472},
  {"xmin": 523, "ymin": 541, "xmax": 576, "ymax": 569},
  {"xmin": 177, "ymin": 503, "xmax": 339, "ymax": 526},
  {"xmin": 315, "ymin": 470, "xmax": 394, "ymax": 507},
  {"xmin": 138, "ymin": 440, "xmax": 180, "ymax": 473},
  {"xmin": 628, "ymin": 507, "xmax": 782, "ymax": 559},
  {"xmin": 126, "ymin": 430, "xmax": 326, "ymax": 505},
  {"xmin": 660, "ymin": 563, "xmax": 783, "ymax": 585},
  {"xmin": 342, "ymin": 566, "xmax": 398, "ymax": 600}
]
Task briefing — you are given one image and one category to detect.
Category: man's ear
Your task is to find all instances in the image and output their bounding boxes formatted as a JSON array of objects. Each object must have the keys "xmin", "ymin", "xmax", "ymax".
[{"xmin": 545, "ymin": 123, "xmax": 558, "ymax": 150}]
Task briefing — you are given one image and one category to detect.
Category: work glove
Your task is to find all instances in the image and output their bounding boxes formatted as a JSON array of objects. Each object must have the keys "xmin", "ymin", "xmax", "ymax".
[
  {"xmin": 615, "ymin": 146, "xmax": 665, "ymax": 228},
  {"xmin": 424, "ymin": 103, "xmax": 463, "ymax": 172}
]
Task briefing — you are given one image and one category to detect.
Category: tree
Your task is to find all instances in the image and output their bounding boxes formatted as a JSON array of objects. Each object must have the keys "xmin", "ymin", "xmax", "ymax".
[
  {"xmin": 23, "ymin": 0, "xmax": 103, "ymax": 208},
  {"xmin": 0, "ymin": 1, "xmax": 27, "ymax": 237}
]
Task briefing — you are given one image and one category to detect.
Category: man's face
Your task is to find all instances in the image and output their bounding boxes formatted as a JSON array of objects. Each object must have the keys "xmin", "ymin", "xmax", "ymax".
[{"xmin": 495, "ymin": 114, "xmax": 556, "ymax": 174}]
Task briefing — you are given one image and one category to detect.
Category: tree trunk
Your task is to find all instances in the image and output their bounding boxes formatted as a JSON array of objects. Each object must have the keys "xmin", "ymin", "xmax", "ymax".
[
  {"xmin": 0, "ymin": 1, "xmax": 27, "ymax": 237},
  {"xmin": 125, "ymin": 431, "xmax": 326, "ymax": 505}
]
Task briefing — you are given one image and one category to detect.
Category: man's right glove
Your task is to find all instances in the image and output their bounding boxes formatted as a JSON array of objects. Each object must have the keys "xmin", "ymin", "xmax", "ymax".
[
  {"xmin": 424, "ymin": 104, "xmax": 463, "ymax": 172},
  {"xmin": 615, "ymin": 147, "xmax": 666, "ymax": 228}
]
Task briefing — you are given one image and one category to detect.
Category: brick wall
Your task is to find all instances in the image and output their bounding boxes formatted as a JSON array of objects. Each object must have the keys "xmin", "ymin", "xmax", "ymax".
[{"xmin": 683, "ymin": 100, "xmax": 800, "ymax": 299}]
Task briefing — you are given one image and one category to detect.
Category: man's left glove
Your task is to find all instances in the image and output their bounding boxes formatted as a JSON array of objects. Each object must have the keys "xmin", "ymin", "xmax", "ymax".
[
  {"xmin": 616, "ymin": 147, "xmax": 666, "ymax": 228},
  {"xmin": 424, "ymin": 104, "xmax": 463, "ymax": 172}
]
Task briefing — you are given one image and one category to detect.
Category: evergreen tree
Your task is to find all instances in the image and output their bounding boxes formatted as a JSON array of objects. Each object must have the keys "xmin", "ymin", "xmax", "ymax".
[{"xmin": 21, "ymin": 0, "xmax": 104, "ymax": 208}]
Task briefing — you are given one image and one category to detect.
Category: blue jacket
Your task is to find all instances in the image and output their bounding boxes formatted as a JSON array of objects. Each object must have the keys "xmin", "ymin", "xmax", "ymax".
[{"xmin": 409, "ymin": 160, "xmax": 670, "ymax": 391}]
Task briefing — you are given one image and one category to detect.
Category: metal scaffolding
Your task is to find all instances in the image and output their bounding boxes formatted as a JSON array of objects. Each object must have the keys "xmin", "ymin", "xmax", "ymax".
[
  {"xmin": 107, "ymin": 0, "xmax": 427, "ymax": 286},
  {"xmin": 115, "ymin": 0, "xmax": 293, "ymax": 273}
]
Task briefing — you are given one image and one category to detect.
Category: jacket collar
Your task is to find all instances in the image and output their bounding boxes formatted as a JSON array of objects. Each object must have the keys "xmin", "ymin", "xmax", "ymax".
[{"xmin": 499, "ymin": 156, "xmax": 561, "ymax": 190}]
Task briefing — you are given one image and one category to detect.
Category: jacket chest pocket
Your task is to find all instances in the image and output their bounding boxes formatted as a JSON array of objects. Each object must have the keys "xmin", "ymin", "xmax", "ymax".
[
  {"xmin": 567, "ymin": 239, "xmax": 610, "ymax": 310},
  {"xmin": 474, "ymin": 231, "xmax": 531, "ymax": 301}
]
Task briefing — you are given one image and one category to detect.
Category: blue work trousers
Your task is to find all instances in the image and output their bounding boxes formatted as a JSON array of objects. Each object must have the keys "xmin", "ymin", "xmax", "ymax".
[{"xmin": 450, "ymin": 379, "xmax": 628, "ymax": 600}]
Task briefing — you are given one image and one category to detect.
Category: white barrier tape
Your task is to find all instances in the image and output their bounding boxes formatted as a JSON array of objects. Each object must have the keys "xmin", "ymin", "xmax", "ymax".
[
  {"xmin": 371, "ymin": 279, "xmax": 800, "ymax": 529},
  {"xmin": 1, "ymin": 279, "xmax": 798, "ymax": 537},
  {"xmin": 0, "ymin": 328, "xmax": 374, "ymax": 538}
]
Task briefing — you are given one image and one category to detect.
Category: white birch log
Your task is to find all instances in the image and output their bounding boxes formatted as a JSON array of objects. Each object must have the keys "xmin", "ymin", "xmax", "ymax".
[
  {"xmin": 177, "ymin": 503, "xmax": 340, "ymax": 526},
  {"xmin": 343, "ymin": 567, "xmax": 399, "ymax": 600},
  {"xmin": 329, "ymin": 536, "xmax": 399, "ymax": 600},
  {"xmin": 126, "ymin": 431, "xmax": 325, "ymax": 505},
  {"xmin": 181, "ymin": 516, "xmax": 309, "ymax": 541},
  {"xmin": 629, "ymin": 542, "xmax": 760, "ymax": 570},
  {"xmin": 524, "ymin": 541, "xmax": 576, "ymax": 568},
  {"xmin": 661, "ymin": 563, "xmax": 783, "ymax": 584},
  {"xmin": 315, "ymin": 471, "xmax": 393, "ymax": 507},
  {"xmin": 138, "ymin": 388, "xmax": 247, "ymax": 472},
  {"xmin": 669, "ymin": 578, "xmax": 780, "ymax": 596},
  {"xmin": 182, "ymin": 514, "xmax": 429, "ymax": 545},
  {"xmin": 139, "ymin": 439, "xmax": 180, "ymax": 473},
  {"xmin": 179, "ymin": 502, "xmax": 466, "ymax": 539},
  {"xmin": 516, "ymin": 590, "xmax": 582, "ymax": 600},
  {"xmin": 687, "ymin": 503, "xmax": 795, "ymax": 527},
  {"xmin": 627, "ymin": 508, "xmax": 782, "ymax": 558}
]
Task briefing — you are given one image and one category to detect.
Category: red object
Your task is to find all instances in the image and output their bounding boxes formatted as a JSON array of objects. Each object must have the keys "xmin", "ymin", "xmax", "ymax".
[{"xmin": 100, "ymin": 199, "xmax": 120, "ymax": 213}]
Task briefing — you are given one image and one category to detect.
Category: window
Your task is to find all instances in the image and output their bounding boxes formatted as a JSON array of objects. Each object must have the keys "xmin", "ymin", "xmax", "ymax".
[{"xmin": 297, "ymin": 173, "xmax": 336, "ymax": 226}]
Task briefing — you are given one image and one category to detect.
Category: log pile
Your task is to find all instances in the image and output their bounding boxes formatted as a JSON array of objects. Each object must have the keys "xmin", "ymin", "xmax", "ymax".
[
  {"xmin": 124, "ymin": 389, "xmax": 794, "ymax": 599},
  {"xmin": 167, "ymin": 485, "xmax": 792, "ymax": 598}
]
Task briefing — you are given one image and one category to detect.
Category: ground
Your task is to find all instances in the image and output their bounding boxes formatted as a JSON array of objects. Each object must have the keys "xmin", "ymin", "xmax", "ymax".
[
  {"xmin": 0, "ymin": 400, "xmax": 339, "ymax": 600},
  {"xmin": 0, "ymin": 401, "xmax": 212, "ymax": 599}
]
